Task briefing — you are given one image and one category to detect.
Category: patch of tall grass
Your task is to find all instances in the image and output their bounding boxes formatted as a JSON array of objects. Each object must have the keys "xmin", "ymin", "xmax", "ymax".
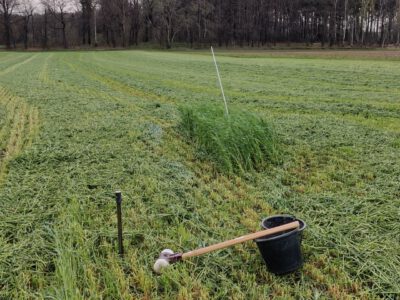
[{"xmin": 179, "ymin": 104, "xmax": 279, "ymax": 174}]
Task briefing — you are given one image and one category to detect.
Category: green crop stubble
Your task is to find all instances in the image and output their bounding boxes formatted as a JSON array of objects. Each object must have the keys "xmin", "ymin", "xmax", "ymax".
[{"xmin": 0, "ymin": 50, "xmax": 399, "ymax": 299}]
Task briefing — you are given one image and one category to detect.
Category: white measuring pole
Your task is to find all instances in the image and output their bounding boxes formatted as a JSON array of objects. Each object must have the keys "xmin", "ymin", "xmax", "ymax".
[{"xmin": 211, "ymin": 46, "xmax": 229, "ymax": 116}]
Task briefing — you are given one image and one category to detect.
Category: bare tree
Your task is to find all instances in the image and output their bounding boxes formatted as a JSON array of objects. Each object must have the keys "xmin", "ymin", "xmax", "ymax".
[
  {"xmin": 360, "ymin": 0, "xmax": 374, "ymax": 45},
  {"xmin": 42, "ymin": 0, "xmax": 69, "ymax": 48},
  {"xmin": 128, "ymin": 0, "xmax": 140, "ymax": 46},
  {"xmin": 79, "ymin": 0, "xmax": 92, "ymax": 45},
  {"xmin": 142, "ymin": 0, "xmax": 154, "ymax": 42},
  {"xmin": 396, "ymin": 0, "xmax": 400, "ymax": 46},
  {"xmin": 41, "ymin": 7, "xmax": 48, "ymax": 48},
  {"xmin": 0, "ymin": 0, "xmax": 19, "ymax": 49},
  {"xmin": 342, "ymin": 0, "xmax": 348, "ymax": 45},
  {"xmin": 3, "ymin": 0, "xmax": 400, "ymax": 49},
  {"xmin": 158, "ymin": 0, "xmax": 182, "ymax": 48},
  {"xmin": 20, "ymin": 0, "xmax": 34, "ymax": 49},
  {"xmin": 116, "ymin": 0, "xmax": 128, "ymax": 47},
  {"xmin": 93, "ymin": 0, "xmax": 99, "ymax": 45}
]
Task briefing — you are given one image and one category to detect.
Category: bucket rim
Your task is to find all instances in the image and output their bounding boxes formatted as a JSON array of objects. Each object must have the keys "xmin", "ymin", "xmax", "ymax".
[{"xmin": 255, "ymin": 215, "xmax": 306, "ymax": 242}]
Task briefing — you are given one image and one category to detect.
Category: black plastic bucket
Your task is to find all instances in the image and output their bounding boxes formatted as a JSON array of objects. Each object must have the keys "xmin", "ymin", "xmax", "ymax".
[{"xmin": 255, "ymin": 215, "xmax": 306, "ymax": 275}]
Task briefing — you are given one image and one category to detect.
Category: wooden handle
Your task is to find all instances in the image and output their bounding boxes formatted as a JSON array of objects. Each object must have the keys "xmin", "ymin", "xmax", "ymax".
[{"xmin": 181, "ymin": 221, "xmax": 299, "ymax": 260}]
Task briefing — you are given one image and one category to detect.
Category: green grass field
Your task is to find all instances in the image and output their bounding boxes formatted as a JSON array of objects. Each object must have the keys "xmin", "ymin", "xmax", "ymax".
[{"xmin": 0, "ymin": 50, "xmax": 399, "ymax": 299}]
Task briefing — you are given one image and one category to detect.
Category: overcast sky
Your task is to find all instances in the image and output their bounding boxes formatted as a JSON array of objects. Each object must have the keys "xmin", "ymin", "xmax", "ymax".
[
  {"xmin": 29, "ymin": 0, "xmax": 76, "ymax": 13},
  {"xmin": 31, "ymin": 0, "xmax": 44, "ymax": 10}
]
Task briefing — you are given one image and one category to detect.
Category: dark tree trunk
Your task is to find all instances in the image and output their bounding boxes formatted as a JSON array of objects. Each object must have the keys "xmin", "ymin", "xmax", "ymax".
[
  {"xmin": 23, "ymin": 16, "xmax": 29, "ymax": 49},
  {"xmin": 43, "ymin": 10, "xmax": 48, "ymax": 49},
  {"xmin": 61, "ymin": 15, "xmax": 67, "ymax": 48},
  {"xmin": 4, "ymin": 14, "xmax": 11, "ymax": 49}
]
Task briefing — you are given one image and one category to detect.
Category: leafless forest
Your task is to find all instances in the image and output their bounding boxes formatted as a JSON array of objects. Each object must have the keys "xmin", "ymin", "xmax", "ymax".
[{"xmin": 1, "ymin": 0, "xmax": 400, "ymax": 49}]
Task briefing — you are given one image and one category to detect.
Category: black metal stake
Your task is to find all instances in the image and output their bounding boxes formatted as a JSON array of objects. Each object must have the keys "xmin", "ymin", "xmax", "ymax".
[{"xmin": 115, "ymin": 190, "xmax": 124, "ymax": 257}]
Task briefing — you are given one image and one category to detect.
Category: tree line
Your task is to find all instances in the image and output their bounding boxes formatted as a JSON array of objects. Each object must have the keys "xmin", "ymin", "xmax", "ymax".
[{"xmin": 1, "ymin": 0, "xmax": 400, "ymax": 49}]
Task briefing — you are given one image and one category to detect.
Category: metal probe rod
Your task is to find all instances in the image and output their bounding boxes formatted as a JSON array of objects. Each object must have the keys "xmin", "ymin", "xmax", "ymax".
[
  {"xmin": 211, "ymin": 46, "xmax": 229, "ymax": 116},
  {"xmin": 115, "ymin": 190, "xmax": 124, "ymax": 257}
]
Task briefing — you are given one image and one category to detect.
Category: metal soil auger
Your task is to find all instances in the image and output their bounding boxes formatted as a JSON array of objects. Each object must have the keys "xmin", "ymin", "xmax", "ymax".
[{"xmin": 154, "ymin": 215, "xmax": 306, "ymax": 274}]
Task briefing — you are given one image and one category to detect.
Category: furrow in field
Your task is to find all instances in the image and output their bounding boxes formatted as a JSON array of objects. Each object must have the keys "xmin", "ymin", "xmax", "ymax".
[{"xmin": 0, "ymin": 87, "xmax": 39, "ymax": 185}]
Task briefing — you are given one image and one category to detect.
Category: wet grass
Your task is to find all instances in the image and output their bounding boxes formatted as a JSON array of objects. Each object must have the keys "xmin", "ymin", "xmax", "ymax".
[{"xmin": 0, "ymin": 50, "xmax": 399, "ymax": 299}]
